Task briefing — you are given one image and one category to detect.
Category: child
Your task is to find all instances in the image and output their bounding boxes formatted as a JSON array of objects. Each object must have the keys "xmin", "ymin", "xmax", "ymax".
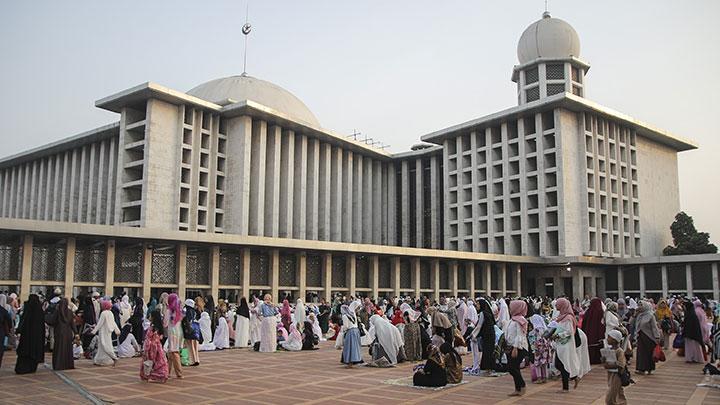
[
  {"xmin": 72, "ymin": 335, "xmax": 84, "ymax": 360},
  {"xmin": 603, "ymin": 330, "xmax": 627, "ymax": 405},
  {"xmin": 528, "ymin": 315, "xmax": 550, "ymax": 384}
]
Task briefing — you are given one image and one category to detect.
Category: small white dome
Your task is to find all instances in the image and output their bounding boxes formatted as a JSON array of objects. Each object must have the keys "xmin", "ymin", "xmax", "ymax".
[
  {"xmin": 187, "ymin": 75, "xmax": 320, "ymax": 127},
  {"xmin": 517, "ymin": 12, "xmax": 580, "ymax": 64}
]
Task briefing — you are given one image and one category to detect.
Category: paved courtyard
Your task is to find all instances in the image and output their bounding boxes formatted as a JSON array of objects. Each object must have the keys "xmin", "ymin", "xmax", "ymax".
[{"xmin": 1, "ymin": 341, "xmax": 718, "ymax": 405}]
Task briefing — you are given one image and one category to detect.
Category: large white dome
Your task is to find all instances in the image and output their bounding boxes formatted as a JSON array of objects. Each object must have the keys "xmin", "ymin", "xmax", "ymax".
[
  {"xmin": 187, "ymin": 75, "xmax": 320, "ymax": 127},
  {"xmin": 517, "ymin": 12, "xmax": 581, "ymax": 64}
]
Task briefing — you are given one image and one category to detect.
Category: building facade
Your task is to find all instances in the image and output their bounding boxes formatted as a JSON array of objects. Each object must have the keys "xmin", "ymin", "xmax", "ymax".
[{"xmin": 1, "ymin": 13, "xmax": 718, "ymax": 302}]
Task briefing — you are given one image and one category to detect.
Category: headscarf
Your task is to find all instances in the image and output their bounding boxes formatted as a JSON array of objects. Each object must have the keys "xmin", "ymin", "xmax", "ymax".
[
  {"xmin": 296, "ymin": 298, "xmax": 306, "ymax": 326},
  {"xmin": 627, "ymin": 298, "xmax": 638, "ymax": 310},
  {"xmin": 497, "ymin": 299, "xmax": 510, "ymax": 327},
  {"xmin": 509, "ymin": 300, "xmax": 528, "ymax": 333},
  {"xmin": 555, "ymin": 298, "xmax": 576, "ymax": 334},
  {"xmin": 694, "ymin": 300, "xmax": 709, "ymax": 342},
  {"xmin": 400, "ymin": 302, "xmax": 420, "ymax": 322},
  {"xmin": 204, "ymin": 295, "xmax": 215, "ymax": 315},
  {"xmin": 634, "ymin": 300, "xmax": 659, "ymax": 342},
  {"xmin": 237, "ymin": 297, "xmax": 250, "ymax": 318},
  {"xmin": 16, "ymin": 294, "xmax": 45, "ymax": 364},
  {"xmin": 655, "ymin": 299, "xmax": 672, "ymax": 321},
  {"xmin": 120, "ymin": 295, "xmax": 131, "ymax": 311},
  {"xmin": 427, "ymin": 306, "xmax": 451, "ymax": 329},
  {"xmin": 426, "ymin": 344, "xmax": 445, "ymax": 369},
  {"xmin": 288, "ymin": 322, "xmax": 302, "ymax": 342},
  {"xmin": 465, "ymin": 301, "xmax": 479, "ymax": 326},
  {"xmin": 57, "ymin": 297, "xmax": 73, "ymax": 325},
  {"xmin": 166, "ymin": 293, "xmax": 184, "ymax": 326},
  {"xmin": 0, "ymin": 294, "xmax": 10, "ymax": 313},
  {"xmin": 276, "ymin": 323, "xmax": 289, "ymax": 340},
  {"xmin": 281, "ymin": 299, "xmax": 291, "ymax": 318},
  {"xmin": 146, "ymin": 297, "xmax": 157, "ymax": 316},
  {"xmin": 440, "ymin": 341, "xmax": 461, "ymax": 366},
  {"xmin": 390, "ymin": 308, "xmax": 404, "ymax": 325},
  {"xmin": 530, "ymin": 314, "xmax": 547, "ymax": 333},
  {"xmin": 581, "ymin": 298, "xmax": 605, "ymax": 345},
  {"xmin": 455, "ymin": 300, "xmax": 467, "ymax": 333},
  {"xmin": 119, "ymin": 323, "xmax": 132, "ymax": 344},
  {"xmin": 370, "ymin": 314, "xmax": 404, "ymax": 365},
  {"xmin": 101, "ymin": 299, "xmax": 112, "ymax": 312}
]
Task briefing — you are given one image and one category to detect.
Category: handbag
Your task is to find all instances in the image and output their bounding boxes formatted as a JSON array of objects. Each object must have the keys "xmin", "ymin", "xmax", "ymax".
[
  {"xmin": 672, "ymin": 333, "xmax": 684, "ymax": 349},
  {"xmin": 653, "ymin": 344, "xmax": 666, "ymax": 362},
  {"xmin": 619, "ymin": 366, "xmax": 634, "ymax": 387},
  {"xmin": 357, "ymin": 322, "xmax": 366, "ymax": 337},
  {"xmin": 143, "ymin": 360, "xmax": 154, "ymax": 377}
]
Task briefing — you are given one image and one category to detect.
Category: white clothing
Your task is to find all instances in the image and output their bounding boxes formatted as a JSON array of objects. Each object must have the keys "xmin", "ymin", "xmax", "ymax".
[
  {"xmin": 280, "ymin": 327, "xmax": 303, "ymax": 351},
  {"xmin": 505, "ymin": 320, "xmax": 529, "ymax": 351},
  {"xmin": 91, "ymin": 311, "xmax": 119, "ymax": 366},
  {"xmin": 234, "ymin": 314, "xmax": 250, "ymax": 348},
  {"xmin": 497, "ymin": 300, "xmax": 510, "ymax": 331},
  {"xmin": 554, "ymin": 318, "xmax": 580, "ymax": 378},
  {"xmin": 576, "ymin": 328, "xmax": 591, "ymax": 379},
  {"xmin": 370, "ymin": 314, "xmax": 404, "ymax": 365},
  {"xmin": 117, "ymin": 333, "xmax": 141, "ymax": 358},
  {"xmin": 73, "ymin": 344, "xmax": 84, "ymax": 360},
  {"xmin": 212, "ymin": 316, "xmax": 230, "ymax": 349},
  {"xmin": 119, "ymin": 296, "xmax": 132, "ymax": 326},
  {"xmin": 295, "ymin": 299, "xmax": 306, "ymax": 330},
  {"xmin": 250, "ymin": 305, "xmax": 262, "ymax": 346},
  {"xmin": 198, "ymin": 312, "xmax": 216, "ymax": 351}
]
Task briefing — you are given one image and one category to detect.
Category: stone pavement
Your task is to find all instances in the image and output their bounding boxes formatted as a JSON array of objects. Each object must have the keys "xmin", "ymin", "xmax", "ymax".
[{"xmin": 1, "ymin": 342, "xmax": 718, "ymax": 405}]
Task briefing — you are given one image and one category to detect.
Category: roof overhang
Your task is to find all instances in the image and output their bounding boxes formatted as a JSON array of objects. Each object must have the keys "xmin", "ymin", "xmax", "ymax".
[{"xmin": 420, "ymin": 93, "xmax": 698, "ymax": 152}]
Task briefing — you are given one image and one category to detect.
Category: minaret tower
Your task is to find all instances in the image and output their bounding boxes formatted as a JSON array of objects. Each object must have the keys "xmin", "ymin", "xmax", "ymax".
[{"xmin": 512, "ymin": 12, "xmax": 589, "ymax": 105}]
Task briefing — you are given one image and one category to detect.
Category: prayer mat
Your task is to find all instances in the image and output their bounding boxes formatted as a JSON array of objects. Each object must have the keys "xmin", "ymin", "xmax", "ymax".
[{"xmin": 382, "ymin": 376, "xmax": 468, "ymax": 391}]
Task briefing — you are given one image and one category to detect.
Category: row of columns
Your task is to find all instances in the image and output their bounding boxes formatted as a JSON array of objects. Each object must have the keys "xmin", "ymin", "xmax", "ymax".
[
  {"xmin": 615, "ymin": 264, "xmax": 720, "ymax": 300},
  {"xmin": 12, "ymin": 234, "xmax": 525, "ymax": 302}
]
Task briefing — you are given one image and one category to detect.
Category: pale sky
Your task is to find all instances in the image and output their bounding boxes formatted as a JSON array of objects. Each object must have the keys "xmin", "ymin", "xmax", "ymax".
[{"xmin": 1, "ymin": 0, "xmax": 718, "ymax": 244}]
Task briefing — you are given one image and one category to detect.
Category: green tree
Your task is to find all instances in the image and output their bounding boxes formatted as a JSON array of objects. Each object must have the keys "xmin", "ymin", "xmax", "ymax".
[{"xmin": 663, "ymin": 211, "xmax": 717, "ymax": 255}]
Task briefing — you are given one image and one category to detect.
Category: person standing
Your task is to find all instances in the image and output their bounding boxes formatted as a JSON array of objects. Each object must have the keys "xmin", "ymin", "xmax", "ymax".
[
  {"xmin": 603, "ymin": 330, "xmax": 627, "ymax": 405},
  {"xmin": 233, "ymin": 297, "xmax": 250, "ymax": 348},
  {"xmin": 183, "ymin": 299, "xmax": 200, "ymax": 365},
  {"xmin": 0, "ymin": 294, "xmax": 13, "ymax": 368},
  {"xmin": 581, "ymin": 298, "xmax": 605, "ymax": 364},
  {"xmin": 634, "ymin": 300, "xmax": 660, "ymax": 375},
  {"xmin": 259, "ymin": 294, "xmax": 279, "ymax": 352},
  {"xmin": 164, "ymin": 293, "xmax": 184, "ymax": 378},
  {"xmin": 91, "ymin": 300, "xmax": 120, "ymax": 366},
  {"xmin": 341, "ymin": 300, "xmax": 363, "ymax": 368},
  {"xmin": 140, "ymin": 310, "xmax": 168, "ymax": 383},
  {"xmin": 318, "ymin": 298, "xmax": 331, "ymax": 334},
  {"xmin": 14, "ymin": 294, "xmax": 46, "ymax": 374},
  {"xmin": 553, "ymin": 297, "xmax": 580, "ymax": 393},
  {"xmin": 506, "ymin": 300, "xmax": 529, "ymax": 396},
  {"xmin": 46, "ymin": 298, "xmax": 75, "ymax": 370},
  {"xmin": 655, "ymin": 299, "xmax": 673, "ymax": 350}
]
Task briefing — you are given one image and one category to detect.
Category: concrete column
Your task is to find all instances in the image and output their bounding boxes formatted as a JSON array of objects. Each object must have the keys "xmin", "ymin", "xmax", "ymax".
[
  {"xmin": 415, "ymin": 158, "xmax": 424, "ymax": 248},
  {"xmin": 347, "ymin": 254, "xmax": 357, "ymax": 297},
  {"xmin": 372, "ymin": 160, "xmax": 383, "ymax": 244},
  {"xmin": 432, "ymin": 259, "xmax": 440, "ymax": 301},
  {"xmin": 210, "ymin": 246, "xmax": 220, "ymax": 299},
  {"xmin": 412, "ymin": 258, "xmax": 421, "ymax": 298},
  {"xmin": 617, "ymin": 266, "xmax": 624, "ymax": 297},
  {"xmin": 342, "ymin": 151, "xmax": 353, "ymax": 242},
  {"xmin": 468, "ymin": 262, "xmax": 476, "ymax": 298},
  {"xmin": 500, "ymin": 263, "xmax": 507, "ymax": 296},
  {"xmin": 400, "ymin": 160, "xmax": 410, "ymax": 247},
  {"xmin": 177, "ymin": 244, "xmax": 187, "ymax": 299},
  {"xmin": 95, "ymin": 141, "xmax": 106, "ymax": 224},
  {"xmin": 298, "ymin": 252, "xmax": 307, "ymax": 301},
  {"xmin": 271, "ymin": 249, "xmax": 280, "ymax": 302},
  {"xmin": 249, "ymin": 120, "xmax": 267, "ymax": 236},
  {"xmin": 392, "ymin": 257, "xmax": 401, "ymax": 298},
  {"xmin": 64, "ymin": 237, "xmax": 76, "ymax": 298},
  {"xmin": 19, "ymin": 235, "xmax": 33, "ymax": 301},
  {"xmin": 712, "ymin": 262, "xmax": 719, "ymax": 301},
  {"xmin": 241, "ymin": 248, "xmax": 251, "ymax": 300},
  {"xmin": 29, "ymin": 160, "xmax": 38, "ymax": 220},
  {"xmin": 318, "ymin": 143, "xmax": 331, "ymax": 241},
  {"xmin": 104, "ymin": 240, "xmax": 115, "ymax": 296},
  {"xmin": 362, "ymin": 157, "xmax": 373, "ymax": 244},
  {"xmin": 352, "ymin": 155, "xmax": 363, "ymax": 243},
  {"xmin": 371, "ymin": 255, "xmax": 379, "ymax": 300},
  {"xmin": 264, "ymin": 125, "xmax": 281, "ymax": 237},
  {"xmin": 450, "ymin": 261, "xmax": 458, "ymax": 298},
  {"xmin": 515, "ymin": 264, "xmax": 522, "ymax": 297},
  {"xmin": 430, "ymin": 155, "xmax": 441, "ymax": 249},
  {"xmin": 638, "ymin": 265, "xmax": 646, "ymax": 298},
  {"xmin": 572, "ymin": 269, "xmax": 583, "ymax": 300},
  {"xmin": 661, "ymin": 264, "xmax": 669, "ymax": 298},
  {"xmin": 330, "ymin": 146, "xmax": 342, "ymax": 241},
  {"xmin": 293, "ymin": 134, "xmax": 308, "ymax": 239},
  {"xmin": 322, "ymin": 253, "xmax": 332, "ymax": 302},
  {"xmin": 278, "ymin": 129, "xmax": 295, "ymax": 238},
  {"xmin": 484, "ymin": 262, "xmax": 492, "ymax": 297},
  {"xmin": 142, "ymin": 243, "xmax": 153, "ymax": 302},
  {"xmin": 306, "ymin": 138, "xmax": 320, "ymax": 240},
  {"xmin": 685, "ymin": 264, "xmax": 693, "ymax": 298},
  {"xmin": 387, "ymin": 162, "xmax": 397, "ymax": 246},
  {"xmin": 105, "ymin": 140, "xmax": 116, "ymax": 225},
  {"xmin": 86, "ymin": 143, "xmax": 96, "ymax": 223},
  {"xmin": 225, "ymin": 115, "xmax": 252, "ymax": 235}
]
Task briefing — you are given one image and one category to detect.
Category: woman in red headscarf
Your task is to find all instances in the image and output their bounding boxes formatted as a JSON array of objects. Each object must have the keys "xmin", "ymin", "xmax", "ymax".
[{"xmin": 580, "ymin": 298, "xmax": 605, "ymax": 364}]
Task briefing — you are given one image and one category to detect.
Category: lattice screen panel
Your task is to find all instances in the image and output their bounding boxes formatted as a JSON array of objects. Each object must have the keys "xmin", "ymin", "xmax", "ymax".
[
  {"xmin": 219, "ymin": 249, "xmax": 242, "ymax": 286},
  {"xmin": 546, "ymin": 64, "xmax": 565, "ymax": 80},
  {"xmin": 151, "ymin": 245, "xmax": 176, "ymax": 284},
  {"xmin": 0, "ymin": 236, "xmax": 22, "ymax": 281},
  {"xmin": 186, "ymin": 247, "xmax": 210, "ymax": 285},
  {"xmin": 74, "ymin": 240, "xmax": 106, "ymax": 282},
  {"xmin": 31, "ymin": 238, "xmax": 66, "ymax": 281},
  {"xmin": 378, "ymin": 258, "xmax": 391, "ymax": 289},
  {"xmin": 525, "ymin": 67, "xmax": 539, "ymax": 83},
  {"xmin": 439, "ymin": 262, "xmax": 449, "ymax": 289},
  {"xmin": 279, "ymin": 252, "xmax": 297, "ymax": 287},
  {"xmin": 355, "ymin": 255, "xmax": 369, "ymax": 288},
  {"xmin": 420, "ymin": 261, "xmax": 431, "ymax": 289},
  {"xmin": 400, "ymin": 260, "xmax": 411, "ymax": 289},
  {"xmin": 249, "ymin": 250, "xmax": 269, "ymax": 286},
  {"xmin": 306, "ymin": 254, "xmax": 322, "ymax": 287},
  {"xmin": 458, "ymin": 266, "xmax": 467, "ymax": 290},
  {"xmin": 114, "ymin": 242, "xmax": 143, "ymax": 283},
  {"xmin": 331, "ymin": 255, "xmax": 346, "ymax": 288}
]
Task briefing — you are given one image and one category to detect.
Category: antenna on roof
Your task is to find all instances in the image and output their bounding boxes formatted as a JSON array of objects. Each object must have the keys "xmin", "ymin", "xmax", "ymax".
[
  {"xmin": 241, "ymin": 0, "xmax": 252, "ymax": 76},
  {"xmin": 544, "ymin": 0, "xmax": 548, "ymax": 12}
]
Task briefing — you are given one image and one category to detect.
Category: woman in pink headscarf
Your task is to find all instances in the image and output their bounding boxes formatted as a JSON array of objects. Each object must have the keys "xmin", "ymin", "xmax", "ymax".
[
  {"xmin": 280, "ymin": 299, "xmax": 292, "ymax": 332},
  {"xmin": 164, "ymin": 293, "xmax": 184, "ymax": 378},
  {"xmin": 552, "ymin": 298, "xmax": 580, "ymax": 393},
  {"xmin": 506, "ymin": 300, "xmax": 529, "ymax": 396}
]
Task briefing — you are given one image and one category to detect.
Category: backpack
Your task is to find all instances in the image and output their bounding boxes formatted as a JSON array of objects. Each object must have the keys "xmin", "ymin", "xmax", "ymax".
[{"xmin": 181, "ymin": 316, "xmax": 196, "ymax": 340}]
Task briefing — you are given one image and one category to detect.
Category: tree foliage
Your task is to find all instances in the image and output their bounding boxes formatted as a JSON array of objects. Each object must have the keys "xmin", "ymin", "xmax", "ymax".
[{"xmin": 663, "ymin": 211, "xmax": 717, "ymax": 255}]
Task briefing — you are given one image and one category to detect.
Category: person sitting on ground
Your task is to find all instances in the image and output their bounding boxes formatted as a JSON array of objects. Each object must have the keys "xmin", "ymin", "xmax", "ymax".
[
  {"xmin": 440, "ymin": 342, "xmax": 463, "ymax": 384},
  {"xmin": 413, "ymin": 344, "xmax": 447, "ymax": 387}
]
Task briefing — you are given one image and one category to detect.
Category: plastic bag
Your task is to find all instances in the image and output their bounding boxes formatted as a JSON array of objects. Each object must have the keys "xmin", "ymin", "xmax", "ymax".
[
  {"xmin": 653, "ymin": 344, "xmax": 666, "ymax": 362},
  {"xmin": 180, "ymin": 348, "xmax": 190, "ymax": 366}
]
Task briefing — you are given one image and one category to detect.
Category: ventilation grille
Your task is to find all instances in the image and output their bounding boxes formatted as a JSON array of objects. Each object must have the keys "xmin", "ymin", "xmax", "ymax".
[{"xmin": 546, "ymin": 64, "xmax": 565, "ymax": 80}]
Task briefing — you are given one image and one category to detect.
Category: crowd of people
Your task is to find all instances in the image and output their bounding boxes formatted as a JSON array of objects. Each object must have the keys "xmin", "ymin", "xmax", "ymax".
[{"xmin": 1, "ymin": 288, "xmax": 719, "ymax": 403}]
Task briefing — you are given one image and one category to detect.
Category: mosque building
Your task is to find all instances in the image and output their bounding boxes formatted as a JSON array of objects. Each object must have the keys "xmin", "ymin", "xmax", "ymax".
[{"xmin": 0, "ymin": 13, "xmax": 717, "ymax": 302}]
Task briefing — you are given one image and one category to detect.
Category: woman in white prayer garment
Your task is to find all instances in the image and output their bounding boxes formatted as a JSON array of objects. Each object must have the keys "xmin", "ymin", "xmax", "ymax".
[{"xmin": 198, "ymin": 312, "xmax": 216, "ymax": 351}]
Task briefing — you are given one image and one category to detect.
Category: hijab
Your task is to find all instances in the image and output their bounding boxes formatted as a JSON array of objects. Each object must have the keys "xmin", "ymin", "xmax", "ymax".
[
  {"xmin": 694, "ymin": 300, "xmax": 709, "ymax": 342},
  {"xmin": 656, "ymin": 299, "xmax": 672, "ymax": 320},
  {"xmin": 581, "ymin": 297, "xmax": 605, "ymax": 344},
  {"xmin": 119, "ymin": 323, "xmax": 132, "ymax": 344},
  {"xmin": 555, "ymin": 298, "xmax": 576, "ymax": 334},
  {"xmin": 635, "ymin": 300, "xmax": 659, "ymax": 341},
  {"xmin": 370, "ymin": 314, "xmax": 404, "ymax": 365},
  {"xmin": 530, "ymin": 314, "xmax": 547, "ymax": 333},
  {"xmin": 427, "ymin": 306, "xmax": 451, "ymax": 329},
  {"xmin": 238, "ymin": 297, "xmax": 250, "ymax": 318},
  {"xmin": 16, "ymin": 294, "xmax": 45, "ymax": 364},
  {"xmin": 400, "ymin": 302, "xmax": 420, "ymax": 322},
  {"xmin": 296, "ymin": 298, "xmax": 306, "ymax": 325},
  {"xmin": 440, "ymin": 341, "xmax": 461, "ymax": 366},
  {"xmin": 281, "ymin": 300, "xmax": 291, "ymax": 318},
  {"xmin": 497, "ymin": 299, "xmax": 510, "ymax": 326},
  {"xmin": 277, "ymin": 323, "xmax": 289, "ymax": 340},
  {"xmin": 57, "ymin": 297, "xmax": 74, "ymax": 325},
  {"xmin": 509, "ymin": 300, "xmax": 528, "ymax": 333},
  {"xmin": 166, "ymin": 293, "xmax": 184, "ymax": 326},
  {"xmin": 288, "ymin": 322, "xmax": 302, "ymax": 342}
]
